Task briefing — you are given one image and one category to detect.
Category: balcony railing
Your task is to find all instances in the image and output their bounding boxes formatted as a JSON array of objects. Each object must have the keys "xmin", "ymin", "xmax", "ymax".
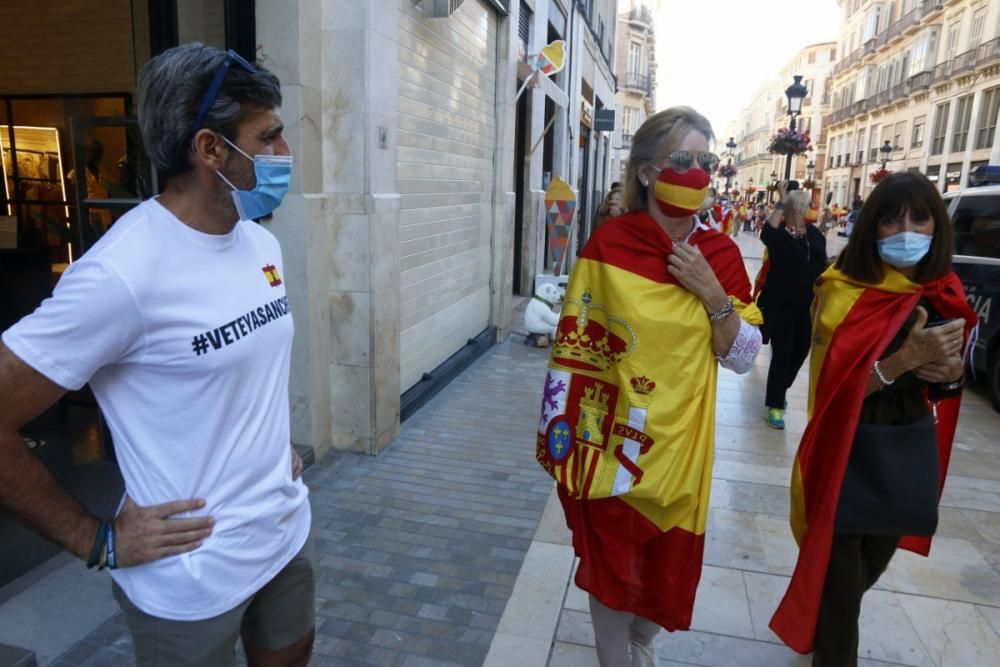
[
  {"xmin": 876, "ymin": 29, "xmax": 890, "ymax": 51},
  {"xmin": 863, "ymin": 38, "xmax": 878, "ymax": 57},
  {"xmin": 628, "ymin": 6, "xmax": 653, "ymax": 27},
  {"xmin": 976, "ymin": 37, "xmax": 1000, "ymax": 67},
  {"xmin": 932, "ymin": 57, "xmax": 954, "ymax": 84},
  {"xmin": 833, "ymin": 48, "xmax": 863, "ymax": 75},
  {"xmin": 852, "ymin": 99, "xmax": 869, "ymax": 116},
  {"xmin": 623, "ymin": 71, "xmax": 652, "ymax": 95},
  {"xmin": 889, "ymin": 80, "xmax": 909, "ymax": 102},
  {"xmin": 909, "ymin": 71, "xmax": 932, "ymax": 91},
  {"xmin": 952, "ymin": 48, "xmax": 977, "ymax": 77}
]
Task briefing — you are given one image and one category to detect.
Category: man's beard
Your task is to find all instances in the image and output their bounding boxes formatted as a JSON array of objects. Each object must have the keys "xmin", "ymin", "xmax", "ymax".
[{"xmin": 216, "ymin": 152, "xmax": 256, "ymax": 217}]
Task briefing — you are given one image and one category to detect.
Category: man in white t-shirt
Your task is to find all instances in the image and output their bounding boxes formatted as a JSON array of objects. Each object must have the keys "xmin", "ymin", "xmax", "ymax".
[{"xmin": 0, "ymin": 44, "xmax": 314, "ymax": 666}]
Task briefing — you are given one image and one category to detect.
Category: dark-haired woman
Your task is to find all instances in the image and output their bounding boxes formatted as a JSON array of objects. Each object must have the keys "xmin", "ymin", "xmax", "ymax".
[{"xmin": 770, "ymin": 171, "xmax": 978, "ymax": 665}]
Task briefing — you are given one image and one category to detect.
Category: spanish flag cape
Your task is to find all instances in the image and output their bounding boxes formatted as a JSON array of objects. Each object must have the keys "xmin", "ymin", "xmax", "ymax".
[
  {"xmin": 770, "ymin": 265, "xmax": 977, "ymax": 654},
  {"xmin": 537, "ymin": 210, "xmax": 762, "ymax": 630}
]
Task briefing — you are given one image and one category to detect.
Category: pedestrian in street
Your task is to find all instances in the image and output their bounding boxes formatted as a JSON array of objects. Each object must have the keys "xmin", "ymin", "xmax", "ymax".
[
  {"xmin": 536, "ymin": 106, "xmax": 763, "ymax": 667},
  {"xmin": 593, "ymin": 181, "xmax": 623, "ymax": 232},
  {"xmin": 0, "ymin": 44, "xmax": 314, "ymax": 667},
  {"xmin": 758, "ymin": 182, "xmax": 828, "ymax": 429},
  {"xmin": 770, "ymin": 172, "xmax": 976, "ymax": 665}
]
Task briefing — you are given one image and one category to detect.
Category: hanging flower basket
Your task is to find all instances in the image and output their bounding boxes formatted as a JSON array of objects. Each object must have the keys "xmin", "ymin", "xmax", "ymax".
[
  {"xmin": 801, "ymin": 179, "xmax": 817, "ymax": 190},
  {"xmin": 747, "ymin": 186, "xmax": 757, "ymax": 193},
  {"xmin": 766, "ymin": 182, "xmax": 778, "ymax": 192},
  {"xmin": 767, "ymin": 127, "xmax": 812, "ymax": 156},
  {"xmin": 869, "ymin": 168, "xmax": 890, "ymax": 184},
  {"xmin": 717, "ymin": 163, "xmax": 738, "ymax": 178}
]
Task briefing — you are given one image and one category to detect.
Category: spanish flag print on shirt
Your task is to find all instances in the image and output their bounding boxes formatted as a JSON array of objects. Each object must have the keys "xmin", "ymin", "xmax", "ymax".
[
  {"xmin": 537, "ymin": 210, "xmax": 762, "ymax": 630},
  {"xmin": 769, "ymin": 265, "xmax": 977, "ymax": 654}
]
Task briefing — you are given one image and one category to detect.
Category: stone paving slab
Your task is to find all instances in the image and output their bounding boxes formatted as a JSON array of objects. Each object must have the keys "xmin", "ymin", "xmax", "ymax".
[{"xmin": 44, "ymin": 338, "xmax": 553, "ymax": 666}]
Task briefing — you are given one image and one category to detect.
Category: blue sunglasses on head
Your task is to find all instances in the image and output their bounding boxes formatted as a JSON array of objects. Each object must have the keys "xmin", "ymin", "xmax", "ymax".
[{"xmin": 192, "ymin": 49, "xmax": 257, "ymax": 133}]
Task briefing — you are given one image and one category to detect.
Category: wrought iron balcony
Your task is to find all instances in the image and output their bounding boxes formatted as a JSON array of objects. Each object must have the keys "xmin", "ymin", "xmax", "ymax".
[
  {"xmin": 628, "ymin": 6, "xmax": 653, "ymax": 27},
  {"xmin": 951, "ymin": 48, "xmax": 977, "ymax": 77},
  {"xmin": 932, "ymin": 57, "xmax": 954, "ymax": 84},
  {"xmin": 909, "ymin": 71, "xmax": 932, "ymax": 91},
  {"xmin": 623, "ymin": 71, "xmax": 652, "ymax": 95},
  {"xmin": 976, "ymin": 38, "xmax": 1000, "ymax": 67}
]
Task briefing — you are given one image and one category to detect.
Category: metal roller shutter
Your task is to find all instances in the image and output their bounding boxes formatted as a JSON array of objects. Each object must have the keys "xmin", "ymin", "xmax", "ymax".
[{"xmin": 397, "ymin": 0, "xmax": 498, "ymax": 392}]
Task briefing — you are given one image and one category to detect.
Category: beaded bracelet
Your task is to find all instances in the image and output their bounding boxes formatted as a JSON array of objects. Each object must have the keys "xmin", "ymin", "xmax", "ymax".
[{"xmin": 872, "ymin": 360, "xmax": 895, "ymax": 387}]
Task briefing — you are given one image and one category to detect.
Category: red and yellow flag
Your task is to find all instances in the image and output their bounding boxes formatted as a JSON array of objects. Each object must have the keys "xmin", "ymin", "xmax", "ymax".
[
  {"xmin": 537, "ymin": 211, "xmax": 762, "ymax": 630},
  {"xmin": 770, "ymin": 265, "xmax": 977, "ymax": 653}
]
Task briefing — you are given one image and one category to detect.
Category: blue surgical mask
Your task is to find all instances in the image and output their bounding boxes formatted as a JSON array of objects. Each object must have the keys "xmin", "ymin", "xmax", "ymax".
[
  {"xmin": 215, "ymin": 136, "xmax": 292, "ymax": 220},
  {"xmin": 876, "ymin": 231, "xmax": 932, "ymax": 268}
]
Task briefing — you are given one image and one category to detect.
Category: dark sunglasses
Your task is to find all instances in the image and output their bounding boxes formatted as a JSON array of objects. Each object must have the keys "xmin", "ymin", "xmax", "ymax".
[
  {"xmin": 192, "ymin": 49, "xmax": 257, "ymax": 133},
  {"xmin": 652, "ymin": 150, "xmax": 720, "ymax": 175}
]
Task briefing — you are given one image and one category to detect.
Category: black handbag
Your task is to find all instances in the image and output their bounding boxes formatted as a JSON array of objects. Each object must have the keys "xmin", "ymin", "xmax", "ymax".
[{"xmin": 834, "ymin": 413, "xmax": 940, "ymax": 536}]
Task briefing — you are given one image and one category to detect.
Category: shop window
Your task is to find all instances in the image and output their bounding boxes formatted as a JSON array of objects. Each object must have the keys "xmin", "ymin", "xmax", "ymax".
[{"xmin": 0, "ymin": 95, "xmax": 148, "ymax": 264}]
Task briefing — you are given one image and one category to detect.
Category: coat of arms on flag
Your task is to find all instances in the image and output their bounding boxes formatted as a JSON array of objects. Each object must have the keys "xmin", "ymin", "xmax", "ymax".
[{"xmin": 544, "ymin": 176, "xmax": 576, "ymax": 274}]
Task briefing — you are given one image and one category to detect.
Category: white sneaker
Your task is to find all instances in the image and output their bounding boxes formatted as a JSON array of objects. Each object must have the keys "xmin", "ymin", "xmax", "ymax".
[{"xmin": 629, "ymin": 639, "xmax": 657, "ymax": 667}]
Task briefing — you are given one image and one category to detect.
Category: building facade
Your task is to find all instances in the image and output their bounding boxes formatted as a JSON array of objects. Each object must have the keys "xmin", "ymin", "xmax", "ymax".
[
  {"xmin": 729, "ymin": 80, "xmax": 784, "ymax": 198},
  {"xmin": 611, "ymin": 1, "xmax": 658, "ymax": 181},
  {"xmin": 728, "ymin": 43, "xmax": 836, "ymax": 203},
  {"xmin": 510, "ymin": 0, "xmax": 619, "ymax": 290},
  {"xmin": 823, "ymin": 0, "xmax": 1000, "ymax": 208}
]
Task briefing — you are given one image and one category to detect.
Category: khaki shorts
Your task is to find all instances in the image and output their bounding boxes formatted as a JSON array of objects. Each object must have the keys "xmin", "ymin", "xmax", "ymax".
[{"xmin": 113, "ymin": 534, "xmax": 315, "ymax": 667}]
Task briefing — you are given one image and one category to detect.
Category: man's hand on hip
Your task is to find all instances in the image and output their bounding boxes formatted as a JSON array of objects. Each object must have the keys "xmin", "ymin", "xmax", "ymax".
[{"xmin": 114, "ymin": 496, "xmax": 213, "ymax": 568}]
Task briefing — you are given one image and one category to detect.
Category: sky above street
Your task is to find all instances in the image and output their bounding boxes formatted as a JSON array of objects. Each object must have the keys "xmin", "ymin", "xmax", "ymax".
[{"xmin": 653, "ymin": 0, "xmax": 843, "ymax": 143}]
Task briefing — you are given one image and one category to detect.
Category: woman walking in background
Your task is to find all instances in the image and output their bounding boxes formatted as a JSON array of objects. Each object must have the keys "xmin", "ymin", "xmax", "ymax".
[
  {"xmin": 770, "ymin": 172, "xmax": 976, "ymax": 665},
  {"xmin": 757, "ymin": 182, "xmax": 827, "ymax": 429}
]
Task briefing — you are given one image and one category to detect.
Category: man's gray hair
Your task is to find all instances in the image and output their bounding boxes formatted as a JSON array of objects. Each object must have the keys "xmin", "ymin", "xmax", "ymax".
[{"xmin": 136, "ymin": 43, "xmax": 281, "ymax": 181}]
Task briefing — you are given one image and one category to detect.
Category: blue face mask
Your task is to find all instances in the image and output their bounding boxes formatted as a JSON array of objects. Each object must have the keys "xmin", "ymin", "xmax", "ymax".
[
  {"xmin": 215, "ymin": 136, "xmax": 293, "ymax": 220},
  {"xmin": 876, "ymin": 231, "xmax": 932, "ymax": 268}
]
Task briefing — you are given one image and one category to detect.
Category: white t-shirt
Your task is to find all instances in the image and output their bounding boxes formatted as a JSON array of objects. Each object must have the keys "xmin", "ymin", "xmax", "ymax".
[{"xmin": 2, "ymin": 199, "xmax": 311, "ymax": 620}]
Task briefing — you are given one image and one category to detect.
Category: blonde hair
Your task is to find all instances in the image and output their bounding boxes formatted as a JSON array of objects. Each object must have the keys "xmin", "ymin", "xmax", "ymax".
[
  {"xmin": 622, "ymin": 106, "xmax": 715, "ymax": 212},
  {"xmin": 785, "ymin": 191, "xmax": 811, "ymax": 220}
]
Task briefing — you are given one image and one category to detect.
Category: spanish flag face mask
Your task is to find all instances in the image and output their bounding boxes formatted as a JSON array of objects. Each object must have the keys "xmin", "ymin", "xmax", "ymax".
[{"xmin": 653, "ymin": 166, "xmax": 712, "ymax": 218}]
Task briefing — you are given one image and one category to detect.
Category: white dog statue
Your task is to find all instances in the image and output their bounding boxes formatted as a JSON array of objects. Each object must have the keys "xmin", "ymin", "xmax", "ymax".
[{"xmin": 524, "ymin": 282, "xmax": 562, "ymax": 346}]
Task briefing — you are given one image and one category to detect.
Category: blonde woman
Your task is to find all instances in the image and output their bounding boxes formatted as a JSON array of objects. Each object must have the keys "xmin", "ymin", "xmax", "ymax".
[
  {"xmin": 535, "ymin": 107, "xmax": 763, "ymax": 666},
  {"xmin": 757, "ymin": 183, "xmax": 828, "ymax": 428}
]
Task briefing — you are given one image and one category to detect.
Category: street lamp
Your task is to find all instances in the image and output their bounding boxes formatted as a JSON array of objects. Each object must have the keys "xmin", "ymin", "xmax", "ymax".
[
  {"xmin": 770, "ymin": 170, "xmax": 778, "ymax": 202},
  {"xmin": 784, "ymin": 74, "xmax": 809, "ymax": 180},
  {"xmin": 879, "ymin": 140, "xmax": 892, "ymax": 170},
  {"xmin": 807, "ymin": 160, "xmax": 815, "ymax": 181},
  {"xmin": 725, "ymin": 136, "xmax": 737, "ymax": 194}
]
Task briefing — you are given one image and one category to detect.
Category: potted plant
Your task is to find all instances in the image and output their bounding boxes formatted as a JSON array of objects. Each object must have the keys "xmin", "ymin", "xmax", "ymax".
[
  {"xmin": 717, "ymin": 163, "xmax": 738, "ymax": 179},
  {"xmin": 767, "ymin": 127, "xmax": 812, "ymax": 156},
  {"xmin": 869, "ymin": 168, "xmax": 890, "ymax": 184}
]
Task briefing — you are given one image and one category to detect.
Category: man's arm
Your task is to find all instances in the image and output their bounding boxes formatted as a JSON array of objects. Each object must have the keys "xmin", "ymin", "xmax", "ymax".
[
  {"xmin": 0, "ymin": 343, "xmax": 214, "ymax": 566},
  {"xmin": 0, "ymin": 342, "xmax": 98, "ymax": 559}
]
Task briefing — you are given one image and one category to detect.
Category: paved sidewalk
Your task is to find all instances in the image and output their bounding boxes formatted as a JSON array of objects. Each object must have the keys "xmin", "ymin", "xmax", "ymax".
[{"xmin": 1, "ymin": 336, "xmax": 554, "ymax": 667}]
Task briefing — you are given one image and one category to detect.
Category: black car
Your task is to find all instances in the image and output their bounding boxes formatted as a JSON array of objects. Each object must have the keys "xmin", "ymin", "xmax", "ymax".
[{"xmin": 943, "ymin": 181, "xmax": 1000, "ymax": 411}]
